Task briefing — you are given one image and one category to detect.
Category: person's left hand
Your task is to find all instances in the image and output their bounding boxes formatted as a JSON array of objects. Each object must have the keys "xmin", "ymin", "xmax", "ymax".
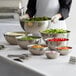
[{"xmin": 51, "ymin": 14, "xmax": 62, "ymax": 23}]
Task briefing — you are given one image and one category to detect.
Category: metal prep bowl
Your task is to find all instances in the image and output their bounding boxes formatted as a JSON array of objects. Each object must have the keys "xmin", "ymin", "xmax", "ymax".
[
  {"xmin": 20, "ymin": 20, "xmax": 50, "ymax": 34},
  {"xmin": 46, "ymin": 51, "xmax": 60, "ymax": 59},
  {"xmin": 40, "ymin": 30, "xmax": 70, "ymax": 40},
  {"xmin": 4, "ymin": 32, "xmax": 27, "ymax": 45},
  {"xmin": 28, "ymin": 44, "xmax": 47, "ymax": 55},
  {"xmin": 56, "ymin": 47, "xmax": 72, "ymax": 55},
  {"xmin": 16, "ymin": 36, "xmax": 41, "ymax": 49},
  {"xmin": 45, "ymin": 38, "xmax": 69, "ymax": 50}
]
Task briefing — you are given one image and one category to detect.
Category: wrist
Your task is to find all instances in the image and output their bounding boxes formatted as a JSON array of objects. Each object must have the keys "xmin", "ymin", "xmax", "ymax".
[
  {"xmin": 25, "ymin": 14, "xmax": 30, "ymax": 18},
  {"xmin": 57, "ymin": 13, "xmax": 62, "ymax": 19}
]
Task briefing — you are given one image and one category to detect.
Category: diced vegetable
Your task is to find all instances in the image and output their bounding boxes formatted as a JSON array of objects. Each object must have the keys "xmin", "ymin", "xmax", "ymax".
[
  {"xmin": 22, "ymin": 17, "xmax": 51, "ymax": 22},
  {"xmin": 57, "ymin": 46, "xmax": 72, "ymax": 50},
  {"xmin": 31, "ymin": 45, "xmax": 46, "ymax": 48},
  {"xmin": 19, "ymin": 36, "xmax": 41, "ymax": 40},
  {"xmin": 41, "ymin": 29, "xmax": 70, "ymax": 34},
  {"xmin": 47, "ymin": 38, "xmax": 69, "ymax": 41}
]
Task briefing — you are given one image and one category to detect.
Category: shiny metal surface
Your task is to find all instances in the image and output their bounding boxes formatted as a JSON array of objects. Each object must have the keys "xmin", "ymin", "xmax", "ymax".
[
  {"xmin": 46, "ymin": 51, "xmax": 60, "ymax": 59},
  {"xmin": 4, "ymin": 32, "xmax": 27, "ymax": 45},
  {"xmin": 28, "ymin": 45, "xmax": 47, "ymax": 55},
  {"xmin": 16, "ymin": 36, "xmax": 41, "ymax": 49},
  {"xmin": 20, "ymin": 20, "xmax": 50, "ymax": 34},
  {"xmin": 40, "ymin": 31, "xmax": 70, "ymax": 40},
  {"xmin": 45, "ymin": 39, "xmax": 69, "ymax": 50}
]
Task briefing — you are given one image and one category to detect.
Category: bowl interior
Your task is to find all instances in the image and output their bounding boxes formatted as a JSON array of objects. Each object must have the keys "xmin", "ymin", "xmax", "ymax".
[
  {"xmin": 16, "ymin": 35, "xmax": 41, "ymax": 41},
  {"xmin": 28, "ymin": 44, "xmax": 47, "ymax": 49},
  {"xmin": 56, "ymin": 46, "xmax": 72, "ymax": 50},
  {"xmin": 40, "ymin": 29, "xmax": 70, "ymax": 34}
]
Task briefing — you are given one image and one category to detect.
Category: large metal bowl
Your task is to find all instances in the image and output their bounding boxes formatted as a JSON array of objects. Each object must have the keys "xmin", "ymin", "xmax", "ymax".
[
  {"xmin": 40, "ymin": 30, "xmax": 70, "ymax": 40},
  {"xmin": 4, "ymin": 32, "xmax": 28, "ymax": 45},
  {"xmin": 20, "ymin": 20, "xmax": 50, "ymax": 34},
  {"xmin": 16, "ymin": 35, "xmax": 41, "ymax": 49}
]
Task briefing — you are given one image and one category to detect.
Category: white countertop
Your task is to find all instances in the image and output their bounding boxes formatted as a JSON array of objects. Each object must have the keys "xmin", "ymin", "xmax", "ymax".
[
  {"xmin": 0, "ymin": 40, "xmax": 76, "ymax": 76},
  {"xmin": 0, "ymin": 22, "xmax": 76, "ymax": 76}
]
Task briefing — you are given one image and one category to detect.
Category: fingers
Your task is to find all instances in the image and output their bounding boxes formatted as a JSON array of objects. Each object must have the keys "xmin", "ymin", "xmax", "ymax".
[
  {"xmin": 20, "ymin": 14, "xmax": 30, "ymax": 20},
  {"xmin": 51, "ymin": 16, "xmax": 59, "ymax": 23},
  {"xmin": 51, "ymin": 14, "xmax": 62, "ymax": 23}
]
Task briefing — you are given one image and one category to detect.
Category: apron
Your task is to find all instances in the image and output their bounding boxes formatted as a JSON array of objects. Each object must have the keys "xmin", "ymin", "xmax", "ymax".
[{"xmin": 35, "ymin": 0, "xmax": 67, "ymax": 30}]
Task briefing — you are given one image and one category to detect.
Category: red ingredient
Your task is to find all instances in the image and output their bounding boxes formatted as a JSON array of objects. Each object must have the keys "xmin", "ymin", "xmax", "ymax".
[
  {"xmin": 57, "ymin": 47, "xmax": 72, "ymax": 50},
  {"xmin": 47, "ymin": 38, "xmax": 69, "ymax": 42}
]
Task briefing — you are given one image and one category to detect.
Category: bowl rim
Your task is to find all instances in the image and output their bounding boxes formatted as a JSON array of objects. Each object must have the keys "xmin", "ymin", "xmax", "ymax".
[
  {"xmin": 45, "ymin": 38, "xmax": 69, "ymax": 42},
  {"xmin": 16, "ymin": 35, "xmax": 41, "ymax": 41},
  {"xmin": 27, "ymin": 44, "xmax": 48, "ymax": 49},
  {"xmin": 4, "ymin": 32, "xmax": 28, "ymax": 37},
  {"xmin": 22, "ymin": 20, "xmax": 51, "ymax": 22},
  {"xmin": 40, "ymin": 30, "xmax": 70, "ymax": 34},
  {"xmin": 56, "ymin": 46, "xmax": 72, "ymax": 50},
  {"xmin": 20, "ymin": 17, "xmax": 51, "ymax": 22}
]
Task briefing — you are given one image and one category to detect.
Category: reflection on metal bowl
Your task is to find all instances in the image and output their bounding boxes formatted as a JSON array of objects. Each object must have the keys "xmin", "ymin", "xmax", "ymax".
[
  {"xmin": 40, "ymin": 31, "xmax": 70, "ymax": 40},
  {"xmin": 20, "ymin": 20, "xmax": 50, "ymax": 34},
  {"xmin": 46, "ymin": 51, "xmax": 60, "ymax": 59},
  {"xmin": 4, "ymin": 32, "xmax": 27, "ymax": 45},
  {"xmin": 28, "ymin": 44, "xmax": 48, "ymax": 55},
  {"xmin": 56, "ymin": 46, "xmax": 72, "ymax": 55},
  {"xmin": 16, "ymin": 35, "xmax": 41, "ymax": 49},
  {"xmin": 45, "ymin": 38, "xmax": 69, "ymax": 50}
]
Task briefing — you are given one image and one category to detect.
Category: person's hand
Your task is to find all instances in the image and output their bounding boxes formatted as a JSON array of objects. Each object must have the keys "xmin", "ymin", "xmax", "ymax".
[
  {"xmin": 20, "ymin": 14, "xmax": 30, "ymax": 20},
  {"xmin": 51, "ymin": 14, "xmax": 62, "ymax": 23}
]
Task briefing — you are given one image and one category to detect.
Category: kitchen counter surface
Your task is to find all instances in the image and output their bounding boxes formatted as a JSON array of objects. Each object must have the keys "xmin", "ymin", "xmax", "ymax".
[
  {"xmin": 0, "ymin": 40, "xmax": 76, "ymax": 76},
  {"xmin": 0, "ymin": 22, "xmax": 76, "ymax": 76}
]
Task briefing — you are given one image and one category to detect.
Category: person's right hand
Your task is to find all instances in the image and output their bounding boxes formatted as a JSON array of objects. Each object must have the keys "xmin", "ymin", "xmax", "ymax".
[{"xmin": 20, "ymin": 14, "xmax": 30, "ymax": 20}]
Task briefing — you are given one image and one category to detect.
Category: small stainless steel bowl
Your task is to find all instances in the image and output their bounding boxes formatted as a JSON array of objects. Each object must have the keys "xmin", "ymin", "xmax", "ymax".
[
  {"xmin": 16, "ymin": 35, "xmax": 41, "ymax": 49},
  {"xmin": 4, "ymin": 32, "xmax": 27, "ymax": 45},
  {"xmin": 46, "ymin": 51, "xmax": 60, "ymax": 59},
  {"xmin": 28, "ymin": 44, "xmax": 48, "ymax": 55},
  {"xmin": 56, "ymin": 46, "xmax": 72, "ymax": 55}
]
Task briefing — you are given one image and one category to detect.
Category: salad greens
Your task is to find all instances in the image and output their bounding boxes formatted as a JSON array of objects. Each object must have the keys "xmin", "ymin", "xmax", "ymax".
[
  {"xmin": 19, "ymin": 36, "xmax": 41, "ymax": 40},
  {"xmin": 22, "ymin": 17, "xmax": 51, "ymax": 21},
  {"xmin": 41, "ymin": 29, "xmax": 70, "ymax": 34}
]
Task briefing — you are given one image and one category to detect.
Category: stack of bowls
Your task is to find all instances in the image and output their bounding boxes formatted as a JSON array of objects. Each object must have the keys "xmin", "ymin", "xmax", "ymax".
[
  {"xmin": 45, "ymin": 38, "xmax": 69, "ymax": 50},
  {"xmin": 40, "ymin": 29, "xmax": 71, "ymax": 55}
]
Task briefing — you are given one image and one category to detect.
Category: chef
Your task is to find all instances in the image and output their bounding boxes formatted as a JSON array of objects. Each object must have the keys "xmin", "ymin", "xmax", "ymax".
[{"xmin": 20, "ymin": 0, "xmax": 72, "ymax": 30}]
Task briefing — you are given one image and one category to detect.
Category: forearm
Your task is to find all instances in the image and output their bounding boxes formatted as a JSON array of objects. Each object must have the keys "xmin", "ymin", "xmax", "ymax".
[
  {"xmin": 59, "ymin": 0, "xmax": 72, "ymax": 20},
  {"xmin": 26, "ymin": 0, "xmax": 36, "ymax": 17}
]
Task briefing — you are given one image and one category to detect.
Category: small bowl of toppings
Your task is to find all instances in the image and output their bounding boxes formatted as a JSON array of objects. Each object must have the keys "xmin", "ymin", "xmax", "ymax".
[
  {"xmin": 40, "ymin": 29, "xmax": 70, "ymax": 40},
  {"xmin": 46, "ymin": 51, "xmax": 60, "ymax": 59},
  {"xmin": 4, "ymin": 32, "xmax": 28, "ymax": 45},
  {"xmin": 16, "ymin": 35, "xmax": 41, "ymax": 49},
  {"xmin": 20, "ymin": 17, "xmax": 51, "ymax": 33},
  {"xmin": 45, "ymin": 38, "xmax": 69, "ymax": 50},
  {"xmin": 56, "ymin": 46, "xmax": 72, "ymax": 55},
  {"xmin": 28, "ymin": 44, "xmax": 48, "ymax": 55}
]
